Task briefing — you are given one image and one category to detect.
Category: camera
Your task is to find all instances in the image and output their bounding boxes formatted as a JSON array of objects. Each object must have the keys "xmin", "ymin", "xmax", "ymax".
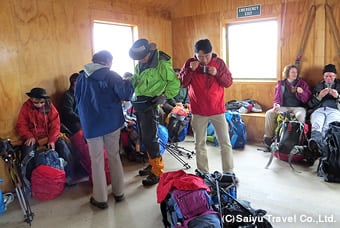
[{"xmin": 201, "ymin": 65, "xmax": 208, "ymax": 74}]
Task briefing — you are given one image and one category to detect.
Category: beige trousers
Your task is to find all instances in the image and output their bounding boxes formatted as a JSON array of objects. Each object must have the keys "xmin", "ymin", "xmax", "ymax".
[
  {"xmin": 191, "ymin": 113, "xmax": 234, "ymax": 173},
  {"xmin": 87, "ymin": 129, "xmax": 124, "ymax": 202}
]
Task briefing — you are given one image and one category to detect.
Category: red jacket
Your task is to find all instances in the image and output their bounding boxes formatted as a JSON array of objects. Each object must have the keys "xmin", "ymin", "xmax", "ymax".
[
  {"xmin": 16, "ymin": 99, "xmax": 60, "ymax": 144},
  {"xmin": 157, "ymin": 170, "xmax": 210, "ymax": 203},
  {"xmin": 180, "ymin": 54, "xmax": 233, "ymax": 116}
]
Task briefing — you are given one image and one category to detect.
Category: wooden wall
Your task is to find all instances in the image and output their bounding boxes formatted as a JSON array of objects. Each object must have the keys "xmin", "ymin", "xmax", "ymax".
[
  {"xmin": 0, "ymin": 0, "xmax": 173, "ymax": 143},
  {"xmin": 171, "ymin": 0, "xmax": 340, "ymax": 110},
  {"xmin": 0, "ymin": 0, "xmax": 340, "ymax": 143}
]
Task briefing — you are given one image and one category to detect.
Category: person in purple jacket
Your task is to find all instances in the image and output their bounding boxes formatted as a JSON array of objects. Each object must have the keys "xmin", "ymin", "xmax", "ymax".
[{"xmin": 264, "ymin": 64, "xmax": 312, "ymax": 147}]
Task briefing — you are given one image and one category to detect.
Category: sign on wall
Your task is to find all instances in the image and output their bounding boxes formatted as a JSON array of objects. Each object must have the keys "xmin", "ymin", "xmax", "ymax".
[{"xmin": 237, "ymin": 5, "xmax": 261, "ymax": 18}]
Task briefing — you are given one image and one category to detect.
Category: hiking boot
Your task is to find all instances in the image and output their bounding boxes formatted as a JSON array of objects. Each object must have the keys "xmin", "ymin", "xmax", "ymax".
[
  {"xmin": 138, "ymin": 164, "xmax": 152, "ymax": 176},
  {"xmin": 114, "ymin": 194, "xmax": 125, "ymax": 202},
  {"xmin": 142, "ymin": 173, "xmax": 160, "ymax": 186},
  {"xmin": 90, "ymin": 197, "xmax": 108, "ymax": 209},
  {"xmin": 308, "ymin": 138, "xmax": 320, "ymax": 157},
  {"xmin": 264, "ymin": 136, "xmax": 273, "ymax": 147}
]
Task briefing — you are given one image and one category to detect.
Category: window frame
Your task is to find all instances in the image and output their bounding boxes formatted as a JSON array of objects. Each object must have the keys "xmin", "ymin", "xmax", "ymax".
[{"xmin": 223, "ymin": 18, "xmax": 281, "ymax": 81}]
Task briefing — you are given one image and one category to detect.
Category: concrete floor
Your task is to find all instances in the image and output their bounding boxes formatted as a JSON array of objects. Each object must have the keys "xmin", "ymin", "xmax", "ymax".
[{"xmin": 1, "ymin": 136, "xmax": 340, "ymax": 228}]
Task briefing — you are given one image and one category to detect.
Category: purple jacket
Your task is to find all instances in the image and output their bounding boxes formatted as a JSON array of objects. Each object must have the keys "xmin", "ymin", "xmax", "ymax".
[{"xmin": 273, "ymin": 79, "xmax": 311, "ymax": 106}]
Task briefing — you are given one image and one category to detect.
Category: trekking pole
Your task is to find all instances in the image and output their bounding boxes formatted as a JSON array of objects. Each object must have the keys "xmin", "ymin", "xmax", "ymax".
[
  {"xmin": 1, "ymin": 142, "xmax": 34, "ymax": 226},
  {"xmin": 325, "ymin": 3, "xmax": 340, "ymax": 57},
  {"xmin": 295, "ymin": 4, "xmax": 316, "ymax": 68}
]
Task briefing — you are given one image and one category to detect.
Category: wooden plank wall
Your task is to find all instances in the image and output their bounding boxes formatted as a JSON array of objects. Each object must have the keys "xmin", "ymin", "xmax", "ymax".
[
  {"xmin": 0, "ymin": 0, "xmax": 339, "ymax": 143},
  {"xmin": 0, "ymin": 0, "xmax": 173, "ymax": 143}
]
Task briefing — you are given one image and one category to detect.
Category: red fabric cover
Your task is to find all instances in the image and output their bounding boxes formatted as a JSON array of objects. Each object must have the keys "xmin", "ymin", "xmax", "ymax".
[
  {"xmin": 120, "ymin": 130, "xmax": 129, "ymax": 147},
  {"xmin": 71, "ymin": 130, "xmax": 111, "ymax": 185},
  {"xmin": 31, "ymin": 165, "xmax": 66, "ymax": 201},
  {"xmin": 157, "ymin": 170, "xmax": 210, "ymax": 203},
  {"xmin": 274, "ymin": 152, "xmax": 304, "ymax": 162}
]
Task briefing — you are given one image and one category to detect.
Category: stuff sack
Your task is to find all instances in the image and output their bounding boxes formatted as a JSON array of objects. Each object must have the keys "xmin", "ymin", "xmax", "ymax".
[
  {"xmin": 161, "ymin": 189, "xmax": 220, "ymax": 228},
  {"xmin": 71, "ymin": 130, "xmax": 111, "ymax": 185},
  {"xmin": 31, "ymin": 164, "xmax": 66, "ymax": 201},
  {"xmin": 317, "ymin": 121, "xmax": 340, "ymax": 183}
]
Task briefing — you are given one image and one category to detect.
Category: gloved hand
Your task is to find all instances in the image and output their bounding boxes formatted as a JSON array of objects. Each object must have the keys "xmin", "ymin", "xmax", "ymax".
[{"xmin": 152, "ymin": 94, "xmax": 166, "ymax": 105}]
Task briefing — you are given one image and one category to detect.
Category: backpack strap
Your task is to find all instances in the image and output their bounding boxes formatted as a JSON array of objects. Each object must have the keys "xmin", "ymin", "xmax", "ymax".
[{"xmin": 160, "ymin": 201, "xmax": 171, "ymax": 228}]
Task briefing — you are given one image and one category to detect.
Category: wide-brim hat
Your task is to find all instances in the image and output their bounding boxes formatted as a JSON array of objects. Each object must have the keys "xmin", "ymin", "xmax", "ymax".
[
  {"xmin": 129, "ymin": 39, "xmax": 150, "ymax": 60},
  {"xmin": 26, "ymin": 87, "xmax": 49, "ymax": 99}
]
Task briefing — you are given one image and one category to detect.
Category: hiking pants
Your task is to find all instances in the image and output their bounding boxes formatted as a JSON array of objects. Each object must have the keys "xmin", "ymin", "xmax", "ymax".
[
  {"xmin": 87, "ymin": 129, "xmax": 124, "ymax": 202},
  {"xmin": 191, "ymin": 113, "xmax": 234, "ymax": 173},
  {"xmin": 264, "ymin": 106, "xmax": 306, "ymax": 138},
  {"xmin": 311, "ymin": 107, "xmax": 340, "ymax": 138},
  {"xmin": 135, "ymin": 105, "xmax": 164, "ymax": 176}
]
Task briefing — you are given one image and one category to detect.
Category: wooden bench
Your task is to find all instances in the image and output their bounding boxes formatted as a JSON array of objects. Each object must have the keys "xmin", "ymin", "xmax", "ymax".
[{"xmin": 241, "ymin": 112, "xmax": 266, "ymax": 143}]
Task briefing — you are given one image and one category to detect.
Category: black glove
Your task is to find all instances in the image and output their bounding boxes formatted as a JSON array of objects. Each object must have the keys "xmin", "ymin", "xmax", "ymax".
[{"xmin": 152, "ymin": 94, "xmax": 166, "ymax": 105}]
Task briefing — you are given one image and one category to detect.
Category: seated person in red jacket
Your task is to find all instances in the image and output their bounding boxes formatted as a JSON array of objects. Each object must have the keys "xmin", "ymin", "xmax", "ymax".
[{"xmin": 16, "ymin": 87, "xmax": 75, "ymax": 184}]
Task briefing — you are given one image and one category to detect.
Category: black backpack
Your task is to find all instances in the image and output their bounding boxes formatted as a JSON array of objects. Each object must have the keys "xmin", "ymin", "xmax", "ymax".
[
  {"xmin": 317, "ymin": 121, "xmax": 340, "ymax": 183},
  {"xmin": 266, "ymin": 112, "xmax": 316, "ymax": 169}
]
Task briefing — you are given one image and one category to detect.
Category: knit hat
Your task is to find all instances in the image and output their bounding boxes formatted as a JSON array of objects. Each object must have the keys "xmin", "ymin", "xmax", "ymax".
[
  {"xmin": 323, "ymin": 64, "xmax": 337, "ymax": 74},
  {"xmin": 129, "ymin": 39, "xmax": 151, "ymax": 60},
  {"xmin": 92, "ymin": 50, "xmax": 113, "ymax": 65},
  {"xmin": 26, "ymin": 88, "xmax": 49, "ymax": 99}
]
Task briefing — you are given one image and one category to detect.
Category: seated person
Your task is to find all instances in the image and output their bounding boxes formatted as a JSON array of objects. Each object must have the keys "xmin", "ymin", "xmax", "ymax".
[
  {"xmin": 60, "ymin": 72, "xmax": 81, "ymax": 135},
  {"xmin": 16, "ymin": 87, "xmax": 76, "ymax": 184},
  {"xmin": 264, "ymin": 64, "xmax": 312, "ymax": 147},
  {"xmin": 308, "ymin": 64, "xmax": 340, "ymax": 155}
]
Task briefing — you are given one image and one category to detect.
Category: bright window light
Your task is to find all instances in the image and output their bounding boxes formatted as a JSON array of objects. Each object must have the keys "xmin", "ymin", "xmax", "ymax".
[
  {"xmin": 227, "ymin": 20, "xmax": 278, "ymax": 80},
  {"xmin": 93, "ymin": 22, "xmax": 135, "ymax": 77}
]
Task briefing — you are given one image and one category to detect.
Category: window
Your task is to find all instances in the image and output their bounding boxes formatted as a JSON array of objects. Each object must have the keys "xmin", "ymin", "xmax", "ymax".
[
  {"xmin": 93, "ymin": 22, "xmax": 135, "ymax": 76},
  {"xmin": 227, "ymin": 20, "xmax": 278, "ymax": 80}
]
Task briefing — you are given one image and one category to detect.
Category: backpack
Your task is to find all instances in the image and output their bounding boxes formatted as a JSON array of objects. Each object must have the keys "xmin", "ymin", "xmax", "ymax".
[
  {"xmin": 161, "ymin": 189, "xmax": 221, "ymax": 228},
  {"xmin": 265, "ymin": 112, "xmax": 315, "ymax": 169},
  {"xmin": 31, "ymin": 150, "xmax": 66, "ymax": 201},
  {"xmin": 206, "ymin": 111, "xmax": 247, "ymax": 149},
  {"xmin": 195, "ymin": 170, "xmax": 272, "ymax": 228},
  {"xmin": 317, "ymin": 121, "xmax": 340, "ymax": 183},
  {"xmin": 225, "ymin": 111, "xmax": 247, "ymax": 149},
  {"xmin": 167, "ymin": 106, "xmax": 191, "ymax": 143}
]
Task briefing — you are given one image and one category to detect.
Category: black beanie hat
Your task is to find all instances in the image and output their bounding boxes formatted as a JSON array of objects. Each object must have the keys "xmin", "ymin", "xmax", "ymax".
[{"xmin": 323, "ymin": 64, "xmax": 337, "ymax": 74}]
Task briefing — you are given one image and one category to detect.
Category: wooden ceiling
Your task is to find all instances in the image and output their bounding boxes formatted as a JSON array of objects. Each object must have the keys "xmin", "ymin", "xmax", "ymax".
[{"xmin": 114, "ymin": 0, "xmax": 181, "ymax": 12}]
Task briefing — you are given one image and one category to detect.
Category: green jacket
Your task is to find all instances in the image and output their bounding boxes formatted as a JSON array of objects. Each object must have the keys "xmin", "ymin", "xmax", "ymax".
[{"xmin": 133, "ymin": 50, "xmax": 180, "ymax": 99}]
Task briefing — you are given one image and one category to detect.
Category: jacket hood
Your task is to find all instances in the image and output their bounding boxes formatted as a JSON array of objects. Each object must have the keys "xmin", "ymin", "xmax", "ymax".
[{"xmin": 84, "ymin": 63, "xmax": 109, "ymax": 78}]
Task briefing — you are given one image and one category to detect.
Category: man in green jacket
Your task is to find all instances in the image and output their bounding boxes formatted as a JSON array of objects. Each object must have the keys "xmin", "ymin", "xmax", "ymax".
[{"xmin": 129, "ymin": 39, "xmax": 180, "ymax": 186}]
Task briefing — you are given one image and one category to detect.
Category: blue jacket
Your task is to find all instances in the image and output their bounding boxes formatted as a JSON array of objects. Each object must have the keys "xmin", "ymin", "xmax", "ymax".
[{"xmin": 75, "ymin": 63, "xmax": 134, "ymax": 138}]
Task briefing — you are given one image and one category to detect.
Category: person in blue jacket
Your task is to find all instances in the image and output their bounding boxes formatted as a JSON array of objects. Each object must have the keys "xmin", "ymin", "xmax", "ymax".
[{"xmin": 75, "ymin": 50, "xmax": 134, "ymax": 209}]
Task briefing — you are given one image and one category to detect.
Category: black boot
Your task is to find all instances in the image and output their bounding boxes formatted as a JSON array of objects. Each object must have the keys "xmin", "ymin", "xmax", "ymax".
[{"xmin": 308, "ymin": 131, "xmax": 322, "ymax": 158}]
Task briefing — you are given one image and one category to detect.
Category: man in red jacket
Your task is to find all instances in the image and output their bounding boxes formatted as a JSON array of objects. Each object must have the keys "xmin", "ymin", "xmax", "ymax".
[{"xmin": 179, "ymin": 39, "xmax": 237, "ymax": 181}]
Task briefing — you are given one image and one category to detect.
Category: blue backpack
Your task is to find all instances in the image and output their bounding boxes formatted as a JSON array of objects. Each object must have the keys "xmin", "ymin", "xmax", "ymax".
[
  {"xmin": 225, "ymin": 111, "xmax": 247, "ymax": 149},
  {"xmin": 206, "ymin": 111, "xmax": 247, "ymax": 149},
  {"xmin": 161, "ymin": 189, "xmax": 221, "ymax": 228}
]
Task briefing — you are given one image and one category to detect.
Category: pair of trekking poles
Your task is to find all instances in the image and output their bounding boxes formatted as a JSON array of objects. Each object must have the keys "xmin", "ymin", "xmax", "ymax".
[{"xmin": 0, "ymin": 139, "xmax": 34, "ymax": 226}]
